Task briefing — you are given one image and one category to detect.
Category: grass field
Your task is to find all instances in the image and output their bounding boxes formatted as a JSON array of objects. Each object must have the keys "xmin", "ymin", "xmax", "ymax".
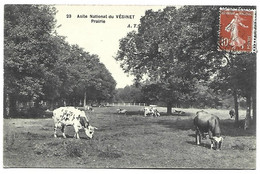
[{"xmin": 3, "ymin": 106, "xmax": 256, "ymax": 169}]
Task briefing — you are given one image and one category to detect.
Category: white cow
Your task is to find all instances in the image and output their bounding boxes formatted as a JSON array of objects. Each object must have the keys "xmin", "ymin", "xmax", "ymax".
[
  {"xmin": 52, "ymin": 107, "xmax": 97, "ymax": 139},
  {"xmin": 117, "ymin": 108, "xmax": 127, "ymax": 114},
  {"xmin": 84, "ymin": 105, "xmax": 94, "ymax": 112},
  {"xmin": 144, "ymin": 107, "xmax": 160, "ymax": 117}
]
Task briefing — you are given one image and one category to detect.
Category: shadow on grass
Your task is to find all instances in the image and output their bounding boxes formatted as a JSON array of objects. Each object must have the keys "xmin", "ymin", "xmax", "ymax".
[
  {"xmin": 159, "ymin": 112, "xmax": 193, "ymax": 117},
  {"xmin": 220, "ymin": 119, "xmax": 256, "ymax": 137},
  {"xmin": 122, "ymin": 111, "xmax": 143, "ymax": 116},
  {"xmin": 54, "ymin": 134, "xmax": 91, "ymax": 140},
  {"xmin": 21, "ymin": 131, "xmax": 49, "ymax": 140},
  {"xmin": 155, "ymin": 117, "xmax": 256, "ymax": 137},
  {"xmin": 186, "ymin": 140, "xmax": 211, "ymax": 149},
  {"xmin": 156, "ymin": 118, "xmax": 194, "ymax": 131},
  {"xmin": 187, "ymin": 133, "xmax": 212, "ymax": 149}
]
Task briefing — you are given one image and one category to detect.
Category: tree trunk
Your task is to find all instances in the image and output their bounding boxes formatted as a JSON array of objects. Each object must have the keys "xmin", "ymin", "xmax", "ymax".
[
  {"xmin": 8, "ymin": 94, "xmax": 18, "ymax": 118},
  {"xmin": 167, "ymin": 103, "xmax": 172, "ymax": 115},
  {"xmin": 4, "ymin": 93, "xmax": 10, "ymax": 118},
  {"xmin": 50, "ymin": 99, "xmax": 54, "ymax": 111},
  {"xmin": 34, "ymin": 98, "xmax": 40, "ymax": 108},
  {"xmin": 252, "ymin": 94, "xmax": 256, "ymax": 127},
  {"xmin": 246, "ymin": 95, "xmax": 251, "ymax": 118},
  {"xmin": 84, "ymin": 91, "xmax": 87, "ymax": 108},
  {"xmin": 251, "ymin": 80, "xmax": 256, "ymax": 127},
  {"xmin": 244, "ymin": 95, "xmax": 252, "ymax": 130},
  {"xmin": 233, "ymin": 89, "xmax": 239, "ymax": 127}
]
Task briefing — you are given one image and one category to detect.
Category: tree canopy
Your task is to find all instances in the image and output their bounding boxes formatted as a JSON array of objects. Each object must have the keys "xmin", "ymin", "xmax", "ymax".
[
  {"xmin": 4, "ymin": 5, "xmax": 116, "ymax": 117},
  {"xmin": 115, "ymin": 6, "xmax": 223, "ymax": 114}
]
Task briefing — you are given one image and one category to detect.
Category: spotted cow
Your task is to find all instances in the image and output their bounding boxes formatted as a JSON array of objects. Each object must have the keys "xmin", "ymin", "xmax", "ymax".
[{"xmin": 52, "ymin": 107, "xmax": 97, "ymax": 139}]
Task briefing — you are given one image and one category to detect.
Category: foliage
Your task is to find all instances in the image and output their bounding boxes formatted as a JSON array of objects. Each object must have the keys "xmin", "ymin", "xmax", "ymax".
[
  {"xmin": 211, "ymin": 53, "xmax": 256, "ymax": 99},
  {"xmin": 4, "ymin": 5, "xmax": 57, "ymax": 99},
  {"xmin": 114, "ymin": 85, "xmax": 143, "ymax": 103},
  {"xmin": 4, "ymin": 5, "xmax": 116, "ymax": 117},
  {"xmin": 115, "ymin": 6, "xmax": 223, "ymax": 113}
]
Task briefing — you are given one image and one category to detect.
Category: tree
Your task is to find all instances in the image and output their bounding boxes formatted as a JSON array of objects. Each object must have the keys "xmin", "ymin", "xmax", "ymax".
[
  {"xmin": 4, "ymin": 5, "xmax": 58, "ymax": 117},
  {"xmin": 41, "ymin": 35, "xmax": 72, "ymax": 109},
  {"xmin": 115, "ymin": 6, "xmax": 222, "ymax": 114},
  {"xmin": 211, "ymin": 52, "xmax": 256, "ymax": 126},
  {"xmin": 67, "ymin": 45, "xmax": 116, "ymax": 105},
  {"xmin": 114, "ymin": 85, "xmax": 143, "ymax": 103},
  {"xmin": 4, "ymin": 5, "xmax": 117, "ymax": 117}
]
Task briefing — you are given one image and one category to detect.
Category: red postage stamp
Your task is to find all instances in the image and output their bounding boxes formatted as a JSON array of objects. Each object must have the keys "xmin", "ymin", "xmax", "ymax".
[{"xmin": 218, "ymin": 8, "xmax": 256, "ymax": 53}]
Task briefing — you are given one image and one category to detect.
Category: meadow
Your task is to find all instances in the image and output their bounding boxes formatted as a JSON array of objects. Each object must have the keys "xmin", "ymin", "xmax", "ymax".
[{"xmin": 3, "ymin": 106, "xmax": 256, "ymax": 169}]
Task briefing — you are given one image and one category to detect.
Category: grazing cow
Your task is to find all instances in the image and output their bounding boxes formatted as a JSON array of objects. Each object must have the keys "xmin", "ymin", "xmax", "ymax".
[
  {"xmin": 194, "ymin": 110, "xmax": 223, "ymax": 150},
  {"xmin": 117, "ymin": 108, "xmax": 127, "ymax": 115},
  {"xmin": 144, "ymin": 107, "xmax": 160, "ymax": 117},
  {"xmin": 52, "ymin": 107, "xmax": 97, "ymax": 139},
  {"xmin": 173, "ymin": 110, "xmax": 185, "ymax": 115},
  {"xmin": 229, "ymin": 109, "xmax": 235, "ymax": 118},
  {"xmin": 153, "ymin": 108, "xmax": 160, "ymax": 117},
  {"xmin": 84, "ymin": 105, "xmax": 94, "ymax": 112}
]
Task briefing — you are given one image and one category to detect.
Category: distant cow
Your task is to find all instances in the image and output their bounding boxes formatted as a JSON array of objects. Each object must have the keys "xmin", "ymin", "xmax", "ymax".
[
  {"xmin": 173, "ymin": 110, "xmax": 185, "ymax": 115},
  {"xmin": 85, "ymin": 105, "xmax": 94, "ymax": 112},
  {"xmin": 144, "ymin": 107, "xmax": 160, "ymax": 117},
  {"xmin": 194, "ymin": 110, "xmax": 223, "ymax": 150},
  {"xmin": 117, "ymin": 108, "xmax": 127, "ymax": 114},
  {"xmin": 52, "ymin": 107, "xmax": 97, "ymax": 139},
  {"xmin": 229, "ymin": 109, "xmax": 235, "ymax": 118}
]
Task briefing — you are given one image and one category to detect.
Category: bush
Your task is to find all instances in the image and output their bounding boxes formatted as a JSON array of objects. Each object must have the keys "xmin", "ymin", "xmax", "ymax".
[{"xmin": 19, "ymin": 106, "xmax": 46, "ymax": 118}]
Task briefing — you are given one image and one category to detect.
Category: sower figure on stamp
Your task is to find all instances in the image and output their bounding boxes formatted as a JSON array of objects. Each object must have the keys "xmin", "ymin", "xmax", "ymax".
[{"xmin": 225, "ymin": 13, "xmax": 248, "ymax": 49}]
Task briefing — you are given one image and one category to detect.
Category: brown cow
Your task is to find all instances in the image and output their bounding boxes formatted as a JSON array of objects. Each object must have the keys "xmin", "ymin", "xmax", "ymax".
[{"xmin": 194, "ymin": 110, "xmax": 223, "ymax": 150}]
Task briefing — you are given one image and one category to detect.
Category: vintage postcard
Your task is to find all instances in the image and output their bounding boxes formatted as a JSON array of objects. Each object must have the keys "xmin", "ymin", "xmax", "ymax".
[{"xmin": 2, "ymin": 2, "xmax": 257, "ymax": 170}]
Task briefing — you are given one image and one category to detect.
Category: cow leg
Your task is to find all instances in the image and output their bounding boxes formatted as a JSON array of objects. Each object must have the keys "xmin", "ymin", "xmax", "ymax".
[
  {"xmin": 199, "ymin": 132, "xmax": 202, "ymax": 144},
  {"xmin": 61, "ymin": 125, "xmax": 67, "ymax": 138},
  {"xmin": 54, "ymin": 124, "xmax": 58, "ymax": 138},
  {"xmin": 208, "ymin": 130, "xmax": 213, "ymax": 139},
  {"xmin": 73, "ymin": 126, "xmax": 80, "ymax": 139},
  {"xmin": 219, "ymin": 141, "xmax": 222, "ymax": 150},
  {"xmin": 73, "ymin": 132, "xmax": 80, "ymax": 139},
  {"xmin": 208, "ymin": 130, "xmax": 215, "ymax": 149},
  {"xmin": 210, "ymin": 139, "xmax": 214, "ymax": 150},
  {"xmin": 196, "ymin": 129, "xmax": 201, "ymax": 145}
]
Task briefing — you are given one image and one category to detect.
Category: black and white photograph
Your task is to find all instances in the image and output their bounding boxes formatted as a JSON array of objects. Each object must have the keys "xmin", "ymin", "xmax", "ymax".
[{"xmin": 2, "ymin": 0, "xmax": 258, "ymax": 170}]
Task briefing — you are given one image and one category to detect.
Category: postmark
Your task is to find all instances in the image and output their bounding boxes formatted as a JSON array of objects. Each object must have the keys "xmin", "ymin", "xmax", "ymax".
[{"xmin": 218, "ymin": 8, "xmax": 256, "ymax": 53}]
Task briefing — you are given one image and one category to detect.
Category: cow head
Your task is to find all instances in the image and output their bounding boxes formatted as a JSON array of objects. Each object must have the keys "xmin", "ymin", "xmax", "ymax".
[
  {"xmin": 211, "ymin": 136, "xmax": 223, "ymax": 150},
  {"xmin": 84, "ymin": 125, "xmax": 98, "ymax": 139}
]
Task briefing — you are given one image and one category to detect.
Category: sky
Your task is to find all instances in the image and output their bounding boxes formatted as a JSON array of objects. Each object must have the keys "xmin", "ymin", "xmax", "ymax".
[{"xmin": 54, "ymin": 5, "xmax": 166, "ymax": 88}]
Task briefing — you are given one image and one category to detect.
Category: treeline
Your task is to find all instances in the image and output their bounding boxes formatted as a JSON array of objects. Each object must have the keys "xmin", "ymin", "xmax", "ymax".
[
  {"xmin": 4, "ymin": 5, "xmax": 116, "ymax": 117},
  {"xmin": 114, "ymin": 83, "xmax": 241, "ymax": 109}
]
